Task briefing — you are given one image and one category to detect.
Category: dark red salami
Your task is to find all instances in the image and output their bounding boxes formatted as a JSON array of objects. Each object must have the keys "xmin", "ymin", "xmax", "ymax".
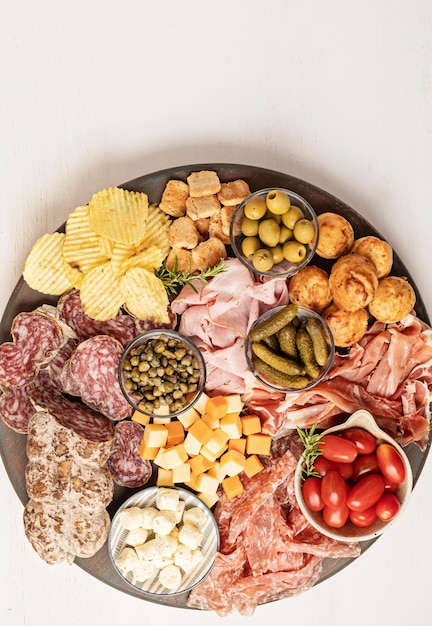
[
  {"xmin": 108, "ymin": 420, "xmax": 152, "ymax": 488},
  {"xmin": 48, "ymin": 337, "xmax": 77, "ymax": 391},
  {"xmin": 0, "ymin": 311, "xmax": 63, "ymax": 387},
  {"xmin": 68, "ymin": 335, "xmax": 132, "ymax": 420},
  {"xmin": 0, "ymin": 384, "xmax": 36, "ymax": 433},
  {"xmin": 58, "ymin": 290, "xmax": 139, "ymax": 347}
]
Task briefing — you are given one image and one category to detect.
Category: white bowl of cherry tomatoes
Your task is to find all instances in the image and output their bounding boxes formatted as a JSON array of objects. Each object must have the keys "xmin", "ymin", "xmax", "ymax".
[{"xmin": 294, "ymin": 409, "xmax": 413, "ymax": 542}]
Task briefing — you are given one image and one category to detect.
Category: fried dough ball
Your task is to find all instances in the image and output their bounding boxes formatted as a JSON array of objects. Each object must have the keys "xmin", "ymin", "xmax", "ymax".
[
  {"xmin": 368, "ymin": 276, "xmax": 416, "ymax": 323},
  {"xmin": 321, "ymin": 303, "xmax": 369, "ymax": 348},
  {"xmin": 329, "ymin": 254, "xmax": 379, "ymax": 312},
  {"xmin": 288, "ymin": 265, "xmax": 332, "ymax": 313},
  {"xmin": 316, "ymin": 212, "xmax": 355, "ymax": 259},
  {"xmin": 350, "ymin": 236, "xmax": 393, "ymax": 279}
]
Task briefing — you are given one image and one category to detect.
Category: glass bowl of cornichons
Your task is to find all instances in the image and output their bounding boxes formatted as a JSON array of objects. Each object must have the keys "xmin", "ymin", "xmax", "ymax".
[
  {"xmin": 245, "ymin": 304, "xmax": 335, "ymax": 393},
  {"xmin": 119, "ymin": 329, "xmax": 206, "ymax": 420}
]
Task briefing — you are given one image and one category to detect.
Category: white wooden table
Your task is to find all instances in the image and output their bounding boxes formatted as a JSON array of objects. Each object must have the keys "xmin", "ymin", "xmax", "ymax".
[{"xmin": 1, "ymin": 2, "xmax": 431, "ymax": 624}]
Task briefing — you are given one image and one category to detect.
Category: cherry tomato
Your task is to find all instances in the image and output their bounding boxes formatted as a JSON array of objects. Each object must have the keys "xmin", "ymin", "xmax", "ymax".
[
  {"xmin": 314, "ymin": 456, "xmax": 353, "ymax": 480},
  {"xmin": 376, "ymin": 443, "xmax": 406, "ymax": 485},
  {"xmin": 341, "ymin": 427, "xmax": 377, "ymax": 455},
  {"xmin": 349, "ymin": 506, "xmax": 377, "ymax": 528},
  {"xmin": 319, "ymin": 435, "xmax": 358, "ymax": 464},
  {"xmin": 321, "ymin": 469, "xmax": 347, "ymax": 508},
  {"xmin": 375, "ymin": 493, "xmax": 401, "ymax": 521},
  {"xmin": 350, "ymin": 453, "xmax": 379, "ymax": 482},
  {"xmin": 322, "ymin": 503, "xmax": 350, "ymax": 528},
  {"xmin": 383, "ymin": 478, "xmax": 398, "ymax": 493},
  {"xmin": 302, "ymin": 476, "xmax": 324, "ymax": 511},
  {"xmin": 346, "ymin": 474, "xmax": 385, "ymax": 512}
]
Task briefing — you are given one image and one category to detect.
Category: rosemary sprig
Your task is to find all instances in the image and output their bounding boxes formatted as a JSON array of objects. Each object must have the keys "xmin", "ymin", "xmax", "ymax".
[
  {"xmin": 296, "ymin": 423, "xmax": 323, "ymax": 481},
  {"xmin": 155, "ymin": 257, "xmax": 227, "ymax": 295}
]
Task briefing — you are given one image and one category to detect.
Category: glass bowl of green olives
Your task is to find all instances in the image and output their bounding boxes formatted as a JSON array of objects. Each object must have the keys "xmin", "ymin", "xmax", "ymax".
[
  {"xmin": 245, "ymin": 304, "xmax": 335, "ymax": 393},
  {"xmin": 119, "ymin": 329, "xmax": 206, "ymax": 419},
  {"xmin": 229, "ymin": 188, "xmax": 319, "ymax": 278}
]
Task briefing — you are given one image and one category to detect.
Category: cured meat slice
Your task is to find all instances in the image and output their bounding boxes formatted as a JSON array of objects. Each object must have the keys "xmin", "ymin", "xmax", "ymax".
[
  {"xmin": 48, "ymin": 337, "xmax": 77, "ymax": 391},
  {"xmin": 0, "ymin": 311, "xmax": 64, "ymax": 387},
  {"xmin": 68, "ymin": 335, "xmax": 132, "ymax": 421},
  {"xmin": 108, "ymin": 420, "xmax": 152, "ymax": 487},
  {"xmin": 58, "ymin": 290, "xmax": 139, "ymax": 347},
  {"xmin": 0, "ymin": 384, "xmax": 36, "ymax": 433}
]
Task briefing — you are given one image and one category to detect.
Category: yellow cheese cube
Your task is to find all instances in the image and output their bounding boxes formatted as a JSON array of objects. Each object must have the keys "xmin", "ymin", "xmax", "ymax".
[
  {"xmin": 202, "ymin": 412, "xmax": 220, "ymax": 430},
  {"xmin": 197, "ymin": 491, "xmax": 219, "ymax": 509},
  {"xmin": 152, "ymin": 411, "xmax": 172, "ymax": 423},
  {"xmin": 143, "ymin": 424, "xmax": 168, "ymax": 448},
  {"xmin": 205, "ymin": 428, "xmax": 230, "ymax": 455},
  {"xmin": 241, "ymin": 415, "xmax": 261, "ymax": 436},
  {"xmin": 244, "ymin": 454, "xmax": 264, "ymax": 477},
  {"xmin": 163, "ymin": 443, "xmax": 188, "ymax": 469},
  {"xmin": 207, "ymin": 461, "xmax": 226, "ymax": 482},
  {"xmin": 172, "ymin": 462, "xmax": 191, "ymax": 484},
  {"xmin": 188, "ymin": 454, "xmax": 213, "ymax": 475},
  {"xmin": 156, "ymin": 468, "xmax": 173, "ymax": 486},
  {"xmin": 165, "ymin": 421, "xmax": 185, "ymax": 446},
  {"xmin": 228, "ymin": 438, "xmax": 247, "ymax": 454},
  {"xmin": 137, "ymin": 440, "xmax": 159, "ymax": 461},
  {"xmin": 193, "ymin": 392, "xmax": 210, "ymax": 415},
  {"xmin": 188, "ymin": 418, "xmax": 213, "ymax": 445},
  {"xmin": 184, "ymin": 471, "xmax": 200, "ymax": 491},
  {"xmin": 184, "ymin": 431, "xmax": 202, "ymax": 456},
  {"xmin": 222, "ymin": 475, "xmax": 244, "ymax": 499},
  {"xmin": 205, "ymin": 395, "xmax": 229, "ymax": 420},
  {"xmin": 131, "ymin": 408, "xmax": 151, "ymax": 426},
  {"xmin": 224, "ymin": 393, "xmax": 243, "ymax": 414},
  {"xmin": 220, "ymin": 413, "xmax": 242, "ymax": 439},
  {"xmin": 200, "ymin": 443, "xmax": 229, "ymax": 463},
  {"xmin": 220, "ymin": 449, "xmax": 245, "ymax": 477},
  {"xmin": 177, "ymin": 406, "xmax": 200, "ymax": 429},
  {"xmin": 246, "ymin": 433, "xmax": 272, "ymax": 456},
  {"xmin": 196, "ymin": 471, "xmax": 219, "ymax": 494},
  {"xmin": 153, "ymin": 447, "xmax": 169, "ymax": 469}
]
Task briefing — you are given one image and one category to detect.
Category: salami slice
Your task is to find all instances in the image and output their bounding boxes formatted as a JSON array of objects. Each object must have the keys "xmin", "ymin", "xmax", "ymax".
[
  {"xmin": 108, "ymin": 420, "xmax": 152, "ymax": 488},
  {"xmin": 58, "ymin": 290, "xmax": 139, "ymax": 347},
  {"xmin": 0, "ymin": 384, "xmax": 36, "ymax": 433},
  {"xmin": 68, "ymin": 335, "xmax": 132, "ymax": 420},
  {"xmin": 0, "ymin": 311, "xmax": 64, "ymax": 387},
  {"xmin": 48, "ymin": 337, "xmax": 77, "ymax": 391}
]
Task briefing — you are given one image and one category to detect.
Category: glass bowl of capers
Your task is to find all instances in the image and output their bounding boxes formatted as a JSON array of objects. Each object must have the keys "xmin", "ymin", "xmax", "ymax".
[
  {"xmin": 229, "ymin": 188, "xmax": 319, "ymax": 278},
  {"xmin": 119, "ymin": 330, "xmax": 206, "ymax": 419},
  {"xmin": 245, "ymin": 304, "xmax": 335, "ymax": 393}
]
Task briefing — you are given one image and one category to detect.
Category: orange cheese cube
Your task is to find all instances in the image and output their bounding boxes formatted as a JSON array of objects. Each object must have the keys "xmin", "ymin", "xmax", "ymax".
[
  {"xmin": 246, "ymin": 433, "xmax": 272, "ymax": 456},
  {"xmin": 165, "ymin": 420, "xmax": 185, "ymax": 446},
  {"xmin": 197, "ymin": 491, "xmax": 219, "ymax": 509},
  {"xmin": 163, "ymin": 443, "xmax": 188, "ymax": 469},
  {"xmin": 202, "ymin": 412, "xmax": 220, "ymax": 430},
  {"xmin": 172, "ymin": 462, "xmax": 191, "ymax": 484},
  {"xmin": 143, "ymin": 424, "xmax": 168, "ymax": 448},
  {"xmin": 241, "ymin": 415, "xmax": 261, "ymax": 436},
  {"xmin": 188, "ymin": 418, "xmax": 213, "ymax": 445},
  {"xmin": 156, "ymin": 468, "xmax": 173, "ymax": 486},
  {"xmin": 177, "ymin": 406, "xmax": 200, "ymax": 429},
  {"xmin": 131, "ymin": 408, "xmax": 151, "ymax": 426},
  {"xmin": 222, "ymin": 475, "xmax": 244, "ymax": 499},
  {"xmin": 220, "ymin": 413, "xmax": 242, "ymax": 439},
  {"xmin": 205, "ymin": 395, "xmax": 229, "ymax": 420},
  {"xmin": 244, "ymin": 454, "xmax": 264, "ymax": 477},
  {"xmin": 137, "ymin": 439, "xmax": 159, "ymax": 461},
  {"xmin": 196, "ymin": 471, "xmax": 219, "ymax": 494},
  {"xmin": 187, "ymin": 454, "xmax": 213, "ymax": 475},
  {"xmin": 220, "ymin": 449, "xmax": 245, "ymax": 476},
  {"xmin": 207, "ymin": 461, "xmax": 226, "ymax": 483},
  {"xmin": 228, "ymin": 438, "xmax": 247, "ymax": 454},
  {"xmin": 184, "ymin": 471, "xmax": 200, "ymax": 491}
]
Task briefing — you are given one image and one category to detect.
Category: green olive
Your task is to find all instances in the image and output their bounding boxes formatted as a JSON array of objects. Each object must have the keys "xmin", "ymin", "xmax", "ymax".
[
  {"xmin": 258, "ymin": 218, "xmax": 280, "ymax": 247},
  {"xmin": 264, "ymin": 209, "xmax": 282, "ymax": 223},
  {"xmin": 244, "ymin": 196, "xmax": 267, "ymax": 220},
  {"xmin": 279, "ymin": 225, "xmax": 293, "ymax": 244},
  {"xmin": 252, "ymin": 248, "xmax": 274, "ymax": 272},
  {"xmin": 241, "ymin": 216, "xmax": 259, "ymax": 237},
  {"xmin": 283, "ymin": 240, "xmax": 307, "ymax": 263},
  {"xmin": 282, "ymin": 206, "xmax": 304, "ymax": 229},
  {"xmin": 265, "ymin": 190, "xmax": 291, "ymax": 215},
  {"xmin": 293, "ymin": 218, "xmax": 315, "ymax": 244},
  {"xmin": 241, "ymin": 236, "xmax": 261, "ymax": 258},
  {"xmin": 270, "ymin": 245, "xmax": 284, "ymax": 264}
]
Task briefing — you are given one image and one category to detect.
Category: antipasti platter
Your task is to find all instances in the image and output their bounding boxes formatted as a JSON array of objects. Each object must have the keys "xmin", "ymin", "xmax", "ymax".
[{"xmin": 0, "ymin": 164, "xmax": 431, "ymax": 615}]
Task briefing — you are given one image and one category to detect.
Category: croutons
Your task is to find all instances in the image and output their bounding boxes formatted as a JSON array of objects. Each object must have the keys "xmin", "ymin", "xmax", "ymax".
[
  {"xmin": 217, "ymin": 179, "xmax": 250, "ymax": 206},
  {"xmin": 168, "ymin": 216, "xmax": 199, "ymax": 249},
  {"xmin": 192, "ymin": 237, "xmax": 227, "ymax": 272},
  {"xmin": 159, "ymin": 180, "xmax": 190, "ymax": 217}
]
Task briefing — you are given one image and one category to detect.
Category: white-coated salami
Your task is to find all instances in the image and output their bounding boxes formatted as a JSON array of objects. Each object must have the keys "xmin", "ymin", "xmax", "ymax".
[
  {"xmin": 68, "ymin": 335, "xmax": 133, "ymax": 420},
  {"xmin": 108, "ymin": 420, "xmax": 152, "ymax": 488}
]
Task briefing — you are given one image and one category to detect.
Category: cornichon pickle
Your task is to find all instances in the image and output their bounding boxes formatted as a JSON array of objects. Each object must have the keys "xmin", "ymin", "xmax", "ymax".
[
  {"xmin": 248, "ymin": 304, "xmax": 299, "ymax": 342},
  {"xmin": 263, "ymin": 333, "xmax": 279, "ymax": 352},
  {"xmin": 252, "ymin": 356, "xmax": 309, "ymax": 389},
  {"xmin": 252, "ymin": 342, "xmax": 306, "ymax": 375},
  {"xmin": 305, "ymin": 317, "xmax": 329, "ymax": 366},
  {"xmin": 296, "ymin": 326, "xmax": 321, "ymax": 379},
  {"xmin": 277, "ymin": 322, "xmax": 298, "ymax": 359}
]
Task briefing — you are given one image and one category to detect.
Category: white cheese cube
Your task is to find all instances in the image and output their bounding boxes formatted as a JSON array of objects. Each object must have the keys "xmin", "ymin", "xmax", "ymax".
[
  {"xmin": 152, "ymin": 510, "xmax": 177, "ymax": 536},
  {"xmin": 173, "ymin": 544, "xmax": 194, "ymax": 573},
  {"xmin": 155, "ymin": 487, "xmax": 180, "ymax": 512},
  {"xmin": 133, "ymin": 559, "xmax": 156, "ymax": 582},
  {"xmin": 119, "ymin": 506, "xmax": 146, "ymax": 530},
  {"xmin": 125, "ymin": 527, "xmax": 148, "ymax": 547},
  {"xmin": 153, "ymin": 554, "xmax": 175, "ymax": 569},
  {"xmin": 140, "ymin": 506, "xmax": 157, "ymax": 530},
  {"xmin": 154, "ymin": 533, "xmax": 178, "ymax": 557},
  {"xmin": 115, "ymin": 546, "xmax": 140, "ymax": 573},
  {"xmin": 178, "ymin": 523, "xmax": 203, "ymax": 550},
  {"xmin": 159, "ymin": 564, "xmax": 182, "ymax": 591},
  {"xmin": 183, "ymin": 506, "xmax": 208, "ymax": 529},
  {"xmin": 135, "ymin": 539, "xmax": 158, "ymax": 561},
  {"xmin": 174, "ymin": 499, "xmax": 186, "ymax": 524}
]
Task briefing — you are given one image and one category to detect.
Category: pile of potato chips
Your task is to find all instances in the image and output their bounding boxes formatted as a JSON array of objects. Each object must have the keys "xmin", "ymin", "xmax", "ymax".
[{"xmin": 23, "ymin": 187, "xmax": 171, "ymax": 323}]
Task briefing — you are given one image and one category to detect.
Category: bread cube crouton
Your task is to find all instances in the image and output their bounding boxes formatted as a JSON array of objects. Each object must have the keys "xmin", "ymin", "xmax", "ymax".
[
  {"xmin": 191, "ymin": 237, "xmax": 227, "ymax": 272},
  {"xmin": 165, "ymin": 248, "xmax": 195, "ymax": 274},
  {"xmin": 168, "ymin": 216, "xmax": 199, "ymax": 249},
  {"xmin": 186, "ymin": 194, "xmax": 221, "ymax": 220},
  {"xmin": 217, "ymin": 179, "xmax": 250, "ymax": 206},
  {"xmin": 194, "ymin": 218, "xmax": 210, "ymax": 238},
  {"xmin": 209, "ymin": 211, "xmax": 230, "ymax": 244},
  {"xmin": 187, "ymin": 170, "xmax": 221, "ymax": 198},
  {"xmin": 159, "ymin": 179, "xmax": 190, "ymax": 217},
  {"xmin": 220, "ymin": 204, "xmax": 238, "ymax": 237}
]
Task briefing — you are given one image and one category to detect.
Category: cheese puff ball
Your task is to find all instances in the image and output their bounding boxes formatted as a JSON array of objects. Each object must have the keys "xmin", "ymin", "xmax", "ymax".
[
  {"xmin": 329, "ymin": 254, "xmax": 379, "ymax": 312},
  {"xmin": 368, "ymin": 276, "xmax": 416, "ymax": 323},
  {"xmin": 350, "ymin": 236, "xmax": 393, "ymax": 279},
  {"xmin": 321, "ymin": 303, "xmax": 369, "ymax": 348},
  {"xmin": 288, "ymin": 265, "xmax": 332, "ymax": 314},
  {"xmin": 316, "ymin": 212, "xmax": 354, "ymax": 259}
]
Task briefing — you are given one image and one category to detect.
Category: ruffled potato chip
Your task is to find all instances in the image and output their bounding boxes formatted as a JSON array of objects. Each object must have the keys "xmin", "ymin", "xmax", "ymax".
[
  {"xmin": 121, "ymin": 267, "xmax": 169, "ymax": 323},
  {"xmin": 135, "ymin": 203, "xmax": 171, "ymax": 257},
  {"xmin": 110, "ymin": 241, "xmax": 137, "ymax": 276},
  {"xmin": 23, "ymin": 232, "xmax": 72, "ymax": 296},
  {"xmin": 63, "ymin": 259, "xmax": 84, "ymax": 289},
  {"xmin": 88, "ymin": 187, "xmax": 149, "ymax": 245},
  {"xmin": 80, "ymin": 262, "xmax": 124, "ymax": 321},
  {"xmin": 121, "ymin": 245, "xmax": 165, "ymax": 274},
  {"xmin": 63, "ymin": 205, "xmax": 109, "ymax": 274}
]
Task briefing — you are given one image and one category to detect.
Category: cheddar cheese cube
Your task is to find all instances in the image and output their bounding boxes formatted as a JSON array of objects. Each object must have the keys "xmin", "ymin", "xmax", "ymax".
[
  {"xmin": 196, "ymin": 471, "xmax": 219, "ymax": 494},
  {"xmin": 193, "ymin": 392, "xmax": 209, "ymax": 415},
  {"xmin": 205, "ymin": 428, "xmax": 230, "ymax": 455},
  {"xmin": 244, "ymin": 454, "xmax": 264, "ymax": 477},
  {"xmin": 137, "ymin": 439, "xmax": 159, "ymax": 461},
  {"xmin": 241, "ymin": 415, "xmax": 261, "ymax": 436},
  {"xmin": 202, "ymin": 412, "xmax": 220, "ymax": 430},
  {"xmin": 220, "ymin": 413, "xmax": 242, "ymax": 439},
  {"xmin": 198, "ymin": 491, "xmax": 219, "ymax": 509},
  {"xmin": 172, "ymin": 462, "xmax": 191, "ymax": 484},
  {"xmin": 188, "ymin": 418, "xmax": 213, "ymax": 445},
  {"xmin": 246, "ymin": 433, "xmax": 272, "ymax": 456},
  {"xmin": 156, "ymin": 468, "xmax": 173, "ymax": 486},
  {"xmin": 165, "ymin": 420, "xmax": 185, "ymax": 446},
  {"xmin": 222, "ymin": 475, "xmax": 244, "ymax": 499},
  {"xmin": 228, "ymin": 438, "xmax": 247, "ymax": 454},
  {"xmin": 205, "ymin": 395, "xmax": 229, "ymax": 420},
  {"xmin": 188, "ymin": 454, "xmax": 213, "ymax": 475},
  {"xmin": 207, "ymin": 461, "xmax": 226, "ymax": 483},
  {"xmin": 153, "ymin": 447, "xmax": 169, "ymax": 469},
  {"xmin": 163, "ymin": 443, "xmax": 188, "ymax": 469},
  {"xmin": 143, "ymin": 424, "xmax": 168, "ymax": 448},
  {"xmin": 224, "ymin": 394, "xmax": 243, "ymax": 414},
  {"xmin": 184, "ymin": 431, "xmax": 202, "ymax": 456},
  {"xmin": 184, "ymin": 471, "xmax": 200, "ymax": 491},
  {"xmin": 220, "ymin": 449, "xmax": 245, "ymax": 477},
  {"xmin": 131, "ymin": 408, "xmax": 151, "ymax": 426},
  {"xmin": 177, "ymin": 406, "xmax": 200, "ymax": 429}
]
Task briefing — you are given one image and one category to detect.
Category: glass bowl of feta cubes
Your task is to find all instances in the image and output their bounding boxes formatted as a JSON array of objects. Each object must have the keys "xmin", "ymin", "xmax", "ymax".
[{"xmin": 108, "ymin": 486, "xmax": 220, "ymax": 596}]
